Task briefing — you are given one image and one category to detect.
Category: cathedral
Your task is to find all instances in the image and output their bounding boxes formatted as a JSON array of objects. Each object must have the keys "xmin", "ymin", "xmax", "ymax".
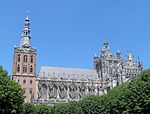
[{"xmin": 12, "ymin": 16, "xmax": 143, "ymax": 105}]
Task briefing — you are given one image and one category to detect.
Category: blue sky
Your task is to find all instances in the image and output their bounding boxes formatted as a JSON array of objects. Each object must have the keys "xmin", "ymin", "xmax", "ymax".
[{"xmin": 0, "ymin": 0, "xmax": 150, "ymax": 75}]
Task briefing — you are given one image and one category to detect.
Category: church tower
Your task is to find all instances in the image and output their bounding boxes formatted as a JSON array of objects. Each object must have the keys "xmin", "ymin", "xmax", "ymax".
[{"xmin": 12, "ymin": 16, "xmax": 36, "ymax": 103}]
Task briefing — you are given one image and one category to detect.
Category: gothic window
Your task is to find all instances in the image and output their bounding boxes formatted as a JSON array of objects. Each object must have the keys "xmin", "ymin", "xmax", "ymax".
[
  {"xmin": 30, "ymin": 65, "xmax": 33, "ymax": 73},
  {"xmin": 59, "ymin": 84, "xmax": 67, "ymax": 99},
  {"xmin": 53, "ymin": 84, "xmax": 57, "ymax": 98},
  {"xmin": 88, "ymin": 86, "xmax": 95, "ymax": 95},
  {"xmin": 24, "ymin": 31, "xmax": 28, "ymax": 36},
  {"xmin": 49, "ymin": 84, "xmax": 58, "ymax": 98},
  {"xmin": 17, "ymin": 64, "xmax": 20, "ymax": 72},
  {"xmin": 30, "ymin": 88, "xmax": 32, "ymax": 94},
  {"xmin": 31, "ymin": 55, "xmax": 33, "ymax": 63},
  {"xmin": 69, "ymin": 84, "xmax": 77, "ymax": 99},
  {"xmin": 30, "ymin": 80, "xmax": 32, "ymax": 84},
  {"xmin": 23, "ymin": 65, "xmax": 27, "ymax": 73},
  {"xmin": 17, "ymin": 54, "xmax": 20, "ymax": 62},
  {"xmin": 42, "ymin": 84, "xmax": 47, "ymax": 99},
  {"xmin": 23, "ymin": 79, "xmax": 26, "ymax": 84},
  {"xmin": 79, "ymin": 84, "xmax": 86, "ymax": 98},
  {"xmin": 23, "ymin": 55, "xmax": 28, "ymax": 63}
]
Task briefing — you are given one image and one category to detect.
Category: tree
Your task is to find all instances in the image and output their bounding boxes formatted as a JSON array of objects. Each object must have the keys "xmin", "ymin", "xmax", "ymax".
[
  {"xmin": 22, "ymin": 103, "xmax": 35, "ymax": 114},
  {"xmin": 51, "ymin": 101, "xmax": 84, "ymax": 114},
  {"xmin": 76, "ymin": 69, "xmax": 150, "ymax": 114},
  {"xmin": 0, "ymin": 66, "xmax": 24, "ymax": 114},
  {"xmin": 117, "ymin": 69, "xmax": 150, "ymax": 113},
  {"xmin": 66, "ymin": 101, "xmax": 84, "ymax": 114},
  {"xmin": 35, "ymin": 104, "xmax": 51, "ymax": 114}
]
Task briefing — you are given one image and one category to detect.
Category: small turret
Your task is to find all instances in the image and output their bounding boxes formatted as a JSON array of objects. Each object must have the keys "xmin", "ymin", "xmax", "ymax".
[
  {"xmin": 137, "ymin": 56, "xmax": 143, "ymax": 71},
  {"xmin": 101, "ymin": 41, "xmax": 111, "ymax": 58},
  {"xmin": 94, "ymin": 53, "xmax": 99, "ymax": 67},
  {"xmin": 137, "ymin": 56, "xmax": 141, "ymax": 65},
  {"xmin": 116, "ymin": 49, "xmax": 122, "ymax": 60},
  {"xmin": 127, "ymin": 51, "xmax": 133, "ymax": 62}
]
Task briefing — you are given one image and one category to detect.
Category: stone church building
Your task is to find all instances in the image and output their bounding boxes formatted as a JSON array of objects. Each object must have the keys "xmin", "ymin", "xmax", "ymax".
[{"xmin": 12, "ymin": 16, "xmax": 143, "ymax": 105}]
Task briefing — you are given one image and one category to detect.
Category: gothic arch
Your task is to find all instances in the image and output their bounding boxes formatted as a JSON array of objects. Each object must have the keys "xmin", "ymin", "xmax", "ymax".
[
  {"xmin": 17, "ymin": 64, "xmax": 20, "ymax": 72},
  {"xmin": 23, "ymin": 55, "xmax": 28, "ymax": 62},
  {"xmin": 30, "ymin": 55, "xmax": 33, "ymax": 63},
  {"xmin": 41, "ymin": 84, "xmax": 48, "ymax": 99},
  {"xmin": 69, "ymin": 83, "xmax": 77, "ymax": 99},
  {"xmin": 59, "ymin": 83, "xmax": 68, "ymax": 99},
  {"xmin": 48, "ymin": 83, "xmax": 58, "ymax": 99},
  {"xmin": 17, "ymin": 54, "xmax": 21, "ymax": 62},
  {"xmin": 79, "ymin": 83, "xmax": 86, "ymax": 98},
  {"xmin": 30, "ymin": 65, "xmax": 33, "ymax": 73}
]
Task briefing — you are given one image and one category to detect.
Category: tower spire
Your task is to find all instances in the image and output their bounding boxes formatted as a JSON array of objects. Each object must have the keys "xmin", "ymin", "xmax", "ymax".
[
  {"xmin": 20, "ymin": 16, "xmax": 31, "ymax": 48},
  {"xmin": 127, "ymin": 51, "xmax": 133, "ymax": 61}
]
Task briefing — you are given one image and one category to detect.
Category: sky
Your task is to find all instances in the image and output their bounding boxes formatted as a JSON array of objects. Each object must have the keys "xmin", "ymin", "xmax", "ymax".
[{"xmin": 0, "ymin": 0, "xmax": 150, "ymax": 75}]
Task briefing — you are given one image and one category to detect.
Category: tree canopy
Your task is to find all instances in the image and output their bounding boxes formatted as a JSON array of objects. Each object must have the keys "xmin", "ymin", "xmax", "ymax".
[
  {"xmin": 79, "ymin": 69, "xmax": 150, "ymax": 114},
  {"xmin": 22, "ymin": 103, "xmax": 35, "ymax": 114},
  {"xmin": 0, "ymin": 66, "xmax": 24, "ymax": 114}
]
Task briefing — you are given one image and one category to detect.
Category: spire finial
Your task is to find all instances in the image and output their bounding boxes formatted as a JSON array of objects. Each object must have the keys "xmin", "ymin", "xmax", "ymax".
[
  {"xmin": 117, "ymin": 49, "xmax": 121, "ymax": 53},
  {"xmin": 104, "ymin": 37, "xmax": 108, "ymax": 42},
  {"xmin": 94, "ymin": 53, "xmax": 98, "ymax": 58},
  {"xmin": 25, "ymin": 10, "xmax": 30, "ymax": 20},
  {"xmin": 27, "ymin": 10, "xmax": 30, "ymax": 14},
  {"xmin": 138, "ymin": 56, "xmax": 141, "ymax": 62}
]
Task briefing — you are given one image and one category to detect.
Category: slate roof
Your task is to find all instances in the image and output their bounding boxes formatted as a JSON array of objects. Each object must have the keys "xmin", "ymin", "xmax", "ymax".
[{"xmin": 38, "ymin": 66, "xmax": 99, "ymax": 80}]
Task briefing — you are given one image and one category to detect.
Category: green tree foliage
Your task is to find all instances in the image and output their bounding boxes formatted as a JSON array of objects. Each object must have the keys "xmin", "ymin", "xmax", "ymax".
[
  {"xmin": 51, "ymin": 101, "xmax": 84, "ymax": 114},
  {"xmin": 0, "ymin": 66, "xmax": 24, "ymax": 114},
  {"xmin": 22, "ymin": 103, "xmax": 35, "ymax": 114},
  {"xmin": 35, "ymin": 104, "xmax": 51, "ymax": 114},
  {"xmin": 118, "ymin": 69, "xmax": 150, "ymax": 114},
  {"xmin": 66, "ymin": 101, "xmax": 84, "ymax": 114},
  {"xmin": 79, "ymin": 69, "xmax": 150, "ymax": 114}
]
